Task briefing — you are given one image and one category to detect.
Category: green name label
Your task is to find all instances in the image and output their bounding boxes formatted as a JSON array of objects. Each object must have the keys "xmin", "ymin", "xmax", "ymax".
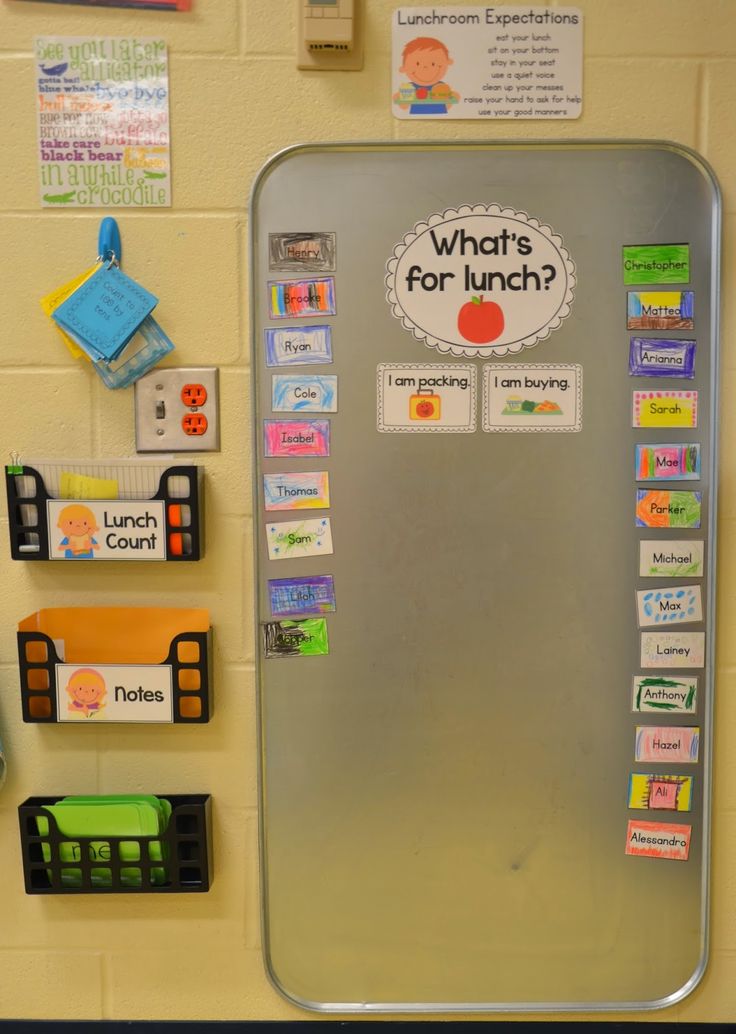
[
  {"xmin": 623, "ymin": 244, "xmax": 690, "ymax": 285},
  {"xmin": 262, "ymin": 617, "xmax": 329, "ymax": 658}
]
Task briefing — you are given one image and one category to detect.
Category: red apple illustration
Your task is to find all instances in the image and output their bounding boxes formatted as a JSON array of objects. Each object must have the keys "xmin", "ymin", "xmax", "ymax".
[{"xmin": 457, "ymin": 295, "xmax": 505, "ymax": 344}]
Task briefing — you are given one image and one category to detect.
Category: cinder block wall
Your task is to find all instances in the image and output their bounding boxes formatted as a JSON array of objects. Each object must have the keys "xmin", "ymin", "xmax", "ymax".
[{"xmin": 0, "ymin": 0, "xmax": 733, "ymax": 1021}]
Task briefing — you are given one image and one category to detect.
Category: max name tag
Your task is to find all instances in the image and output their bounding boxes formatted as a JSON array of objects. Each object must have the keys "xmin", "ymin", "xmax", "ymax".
[
  {"xmin": 639, "ymin": 540, "xmax": 704, "ymax": 578},
  {"xmin": 625, "ymin": 820, "xmax": 691, "ymax": 861},
  {"xmin": 633, "ymin": 675, "xmax": 697, "ymax": 713},
  {"xmin": 636, "ymin": 585, "xmax": 702, "ymax": 627},
  {"xmin": 633, "ymin": 391, "xmax": 697, "ymax": 428},
  {"xmin": 57, "ymin": 663, "xmax": 173, "ymax": 723},
  {"xmin": 48, "ymin": 499, "xmax": 166, "ymax": 560}
]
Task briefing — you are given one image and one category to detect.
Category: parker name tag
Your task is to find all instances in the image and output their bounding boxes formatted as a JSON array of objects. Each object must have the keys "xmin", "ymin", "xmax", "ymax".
[
  {"xmin": 635, "ymin": 725, "xmax": 699, "ymax": 764},
  {"xmin": 639, "ymin": 540, "xmax": 704, "ymax": 578},
  {"xmin": 48, "ymin": 499, "xmax": 166, "ymax": 560},
  {"xmin": 265, "ymin": 326, "xmax": 332, "ymax": 367},
  {"xmin": 377, "ymin": 363, "xmax": 476, "ymax": 432},
  {"xmin": 633, "ymin": 391, "xmax": 697, "ymax": 428},
  {"xmin": 263, "ymin": 471, "xmax": 329, "ymax": 511},
  {"xmin": 268, "ymin": 575, "xmax": 336, "ymax": 617},
  {"xmin": 628, "ymin": 773, "xmax": 693, "ymax": 812},
  {"xmin": 636, "ymin": 443, "xmax": 700, "ymax": 481},
  {"xmin": 265, "ymin": 517, "xmax": 333, "ymax": 560},
  {"xmin": 632, "ymin": 675, "xmax": 697, "ymax": 714},
  {"xmin": 272, "ymin": 374, "xmax": 337, "ymax": 413},
  {"xmin": 627, "ymin": 291, "xmax": 694, "ymax": 330},
  {"xmin": 629, "ymin": 338, "xmax": 696, "ymax": 378},
  {"xmin": 625, "ymin": 820, "xmax": 692, "ymax": 861},
  {"xmin": 622, "ymin": 245, "xmax": 690, "ymax": 285},
  {"xmin": 641, "ymin": 632, "xmax": 705, "ymax": 668},
  {"xmin": 483, "ymin": 363, "xmax": 582, "ymax": 432},
  {"xmin": 268, "ymin": 232, "xmax": 336, "ymax": 273},
  {"xmin": 263, "ymin": 420, "xmax": 330, "ymax": 458},
  {"xmin": 636, "ymin": 490, "xmax": 701, "ymax": 529},
  {"xmin": 57, "ymin": 663, "xmax": 173, "ymax": 723},
  {"xmin": 262, "ymin": 617, "xmax": 329, "ymax": 658},
  {"xmin": 636, "ymin": 585, "xmax": 703, "ymax": 628}
]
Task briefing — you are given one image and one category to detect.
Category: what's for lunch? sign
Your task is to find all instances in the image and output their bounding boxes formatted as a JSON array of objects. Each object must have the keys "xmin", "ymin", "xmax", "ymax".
[{"xmin": 385, "ymin": 204, "xmax": 576, "ymax": 358}]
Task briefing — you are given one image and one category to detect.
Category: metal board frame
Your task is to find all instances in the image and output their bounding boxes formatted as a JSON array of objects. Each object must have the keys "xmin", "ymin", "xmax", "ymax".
[{"xmin": 250, "ymin": 141, "xmax": 720, "ymax": 1013}]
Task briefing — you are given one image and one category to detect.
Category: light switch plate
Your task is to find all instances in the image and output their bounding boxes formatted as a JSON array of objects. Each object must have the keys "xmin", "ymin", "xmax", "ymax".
[{"xmin": 135, "ymin": 367, "xmax": 220, "ymax": 452}]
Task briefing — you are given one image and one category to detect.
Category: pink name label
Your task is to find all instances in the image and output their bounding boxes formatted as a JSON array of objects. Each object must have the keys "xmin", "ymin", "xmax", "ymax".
[
  {"xmin": 263, "ymin": 419, "xmax": 330, "ymax": 458},
  {"xmin": 625, "ymin": 820, "xmax": 692, "ymax": 861},
  {"xmin": 635, "ymin": 725, "xmax": 699, "ymax": 763}
]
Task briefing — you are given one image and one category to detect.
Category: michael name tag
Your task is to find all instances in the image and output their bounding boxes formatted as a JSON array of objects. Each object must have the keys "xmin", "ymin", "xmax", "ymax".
[{"xmin": 639, "ymin": 540, "xmax": 704, "ymax": 577}]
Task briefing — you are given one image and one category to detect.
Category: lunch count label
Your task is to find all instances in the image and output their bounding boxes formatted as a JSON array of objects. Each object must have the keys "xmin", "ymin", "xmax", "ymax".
[
  {"xmin": 483, "ymin": 363, "xmax": 582, "ymax": 432},
  {"xmin": 57, "ymin": 663, "xmax": 173, "ymax": 723},
  {"xmin": 625, "ymin": 820, "xmax": 692, "ymax": 861},
  {"xmin": 48, "ymin": 499, "xmax": 166, "ymax": 560},
  {"xmin": 385, "ymin": 203, "xmax": 576, "ymax": 358},
  {"xmin": 377, "ymin": 363, "xmax": 476, "ymax": 432}
]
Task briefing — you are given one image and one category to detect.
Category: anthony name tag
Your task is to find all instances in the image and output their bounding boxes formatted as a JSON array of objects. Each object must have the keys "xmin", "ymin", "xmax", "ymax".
[
  {"xmin": 625, "ymin": 820, "xmax": 691, "ymax": 861},
  {"xmin": 48, "ymin": 499, "xmax": 166, "ymax": 560},
  {"xmin": 57, "ymin": 663, "xmax": 173, "ymax": 723},
  {"xmin": 632, "ymin": 675, "xmax": 697, "ymax": 714}
]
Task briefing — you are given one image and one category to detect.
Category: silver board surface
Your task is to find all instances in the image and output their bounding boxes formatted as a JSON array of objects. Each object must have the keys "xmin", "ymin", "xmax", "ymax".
[{"xmin": 250, "ymin": 142, "xmax": 719, "ymax": 1012}]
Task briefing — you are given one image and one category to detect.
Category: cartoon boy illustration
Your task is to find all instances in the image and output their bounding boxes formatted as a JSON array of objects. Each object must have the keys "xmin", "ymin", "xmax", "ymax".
[
  {"xmin": 394, "ymin": 36, "xmax": 460, "ymax": 114},
  {"xmin": 56, "ymin": 503, "xmax": 100, "ymax": 558},
  {"xmin": 66, "ymin": 668, "xmax": 107, "ymax": 718}
]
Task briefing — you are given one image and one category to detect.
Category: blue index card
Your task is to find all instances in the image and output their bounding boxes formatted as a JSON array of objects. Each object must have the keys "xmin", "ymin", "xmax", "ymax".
[{"xmin": 52, "ymin": 265, "xmax": 158, "ymax": 362}]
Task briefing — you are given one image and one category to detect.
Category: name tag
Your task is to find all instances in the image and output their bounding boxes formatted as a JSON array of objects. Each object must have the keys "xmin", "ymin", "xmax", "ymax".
[
  {"xmin": 628, "ymin": 773, "xmax": 693, "ymax": 811},
  {"xmin": 625, "ymin": 820, "xmax": 692, "ymax": 861},
  {"xmin": 635, "ymin": 443, "xmax": 700, "ymax": 481},
  {"xmin": 640, "ymin": 631, "xmax": 705, "ymax": 668},
  {"xmin": 635, "ymin": 490, "xmax": 701, "ymax": 529},
  {"xmin": 265, "ymin": 325, "xmax": 332, "ymax": 367},
  {"xmin": 635, "ymin": 725, "xmax": 699, "ymax": 763},
  {"xmin": 272, "ymin": 374, "xmax": 337, "ymax": 413},
  {"xmin": 629, "ymin": 337, "xmax": 696, "ymax": 378},
  {"xmin": 265, "ymin": 517, "xmax": 333, "ymax": 560},
  {"xmin": 627, "ymin": 291, "xmax": 694, "ymax": 330},
  {"xmin": 622, "ymin": 244, "xmax": 690, "ymax": 285},
  {"xmin": 639, "ymin": 540, "xmax": 704, "ymax": 578},
  {"xmin": 632, "ymin": 674, "xmax": 697, "ymax": 714},
  {"xmin": 633, "ymin": 391, "xmax": 697, "ymax": 428},
  {"xmin": 636, "ymin": 585, "xmax": 702, "ymax": 627},
  {"xmin": 263, "ymin": 420, "xmax": 330, "ymax": 458},
  {"xmin": 263, "ymin": 471, "xmax": 329, "ymax": 511}
]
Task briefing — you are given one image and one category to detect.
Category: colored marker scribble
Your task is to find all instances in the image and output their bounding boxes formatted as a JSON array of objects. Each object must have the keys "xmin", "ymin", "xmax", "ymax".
[
  {"xmin": 627, "ymin": 291, "xmax": 694, "ymax": 330},
  {"xmin": 635, "ymin": 490, "xmax": 701, "ymax": 528},
  {"xmin": 263, "ymin": 420, "xmax": 330, "ymax": 458},
  {"xmin": 635, "ymin": 443, "xmax": 700, "ymax": 480},
  {"xmin": 268, "ymin": 278, "xmax": 336, "ymax": 319}
]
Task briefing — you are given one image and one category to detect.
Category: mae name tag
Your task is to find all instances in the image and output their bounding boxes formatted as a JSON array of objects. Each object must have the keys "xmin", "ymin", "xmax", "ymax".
[
  {"xmin": 633, "ymin": 391, "xmax": 697, "ymax": 428},
  {"xmin": 632, "ymin": 675, "xmax": 697, "ymax": 714},
  {"xmin": 639, "ymin": 540, "xmax": 704, "ymax": 578},
  {"xmin": 57, "ymin": 663, "xmax": 173, "ymax": 723},
  {"xmin": 635, "ymin": 444, "xmax": 700, "ymax": 481},
  {"xmin": 625, "ymin": 820, "xmax": 692, "ymax": 861},
  {"xmin": 47, "ymin": 499, "xmax": 166, "ymax": 560}
]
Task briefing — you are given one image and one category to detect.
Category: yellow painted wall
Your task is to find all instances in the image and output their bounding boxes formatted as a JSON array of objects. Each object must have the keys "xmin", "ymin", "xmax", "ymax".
[{"xmin": 0, "ymin": 0, "xmax": 734, "ymax": 1021}]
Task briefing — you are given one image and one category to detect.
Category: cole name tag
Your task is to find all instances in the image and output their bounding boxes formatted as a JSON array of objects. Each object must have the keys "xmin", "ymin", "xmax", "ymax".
[
  {"xmin": 47, "ymin": 499, "xmax": 166, "ymax": 560},
  {"xmin": 57, "ymin": 663, "xmax": 173, "ymax": 723},
  {"xmin": 272, "ymin": 374, "xmax": 338, "ymax": 413}
]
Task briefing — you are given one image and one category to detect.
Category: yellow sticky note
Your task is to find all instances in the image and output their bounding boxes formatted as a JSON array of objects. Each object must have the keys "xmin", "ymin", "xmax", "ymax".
[
  {"xmin": 60, "ymin": 472, "xmax": 119, "ymax": 500},
  {"xmin": 40, "ymin": 263, "xmax": 102, "ymax": 360}
]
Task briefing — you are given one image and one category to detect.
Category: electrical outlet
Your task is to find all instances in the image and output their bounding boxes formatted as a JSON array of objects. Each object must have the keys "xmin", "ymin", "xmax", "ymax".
[{"xmin": 135, "ymin": 367, "xmax": 220, "ymax": 452}]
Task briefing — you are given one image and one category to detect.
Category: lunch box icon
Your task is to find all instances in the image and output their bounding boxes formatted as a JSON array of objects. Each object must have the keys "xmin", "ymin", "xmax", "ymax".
[{"xmin": 409, "ymin": 389, "xmax": 441, "ymax": 421}]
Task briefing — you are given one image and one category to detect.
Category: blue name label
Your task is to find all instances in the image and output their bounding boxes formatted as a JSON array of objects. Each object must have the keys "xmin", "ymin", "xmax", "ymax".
[
  {"xmin": 268, "ymin": 575, "xmax": 336, "ymax": 617},
  {"xmin": 265, "ymin": 325, "xmax": 332, "ymax": 367},
  {"xmin": 272, "ymin": 374, "xmax": 338, "ymax": 412},
  {"xmin": 629, "ymin": 337, "xmax": 696, "ymax": 378}
]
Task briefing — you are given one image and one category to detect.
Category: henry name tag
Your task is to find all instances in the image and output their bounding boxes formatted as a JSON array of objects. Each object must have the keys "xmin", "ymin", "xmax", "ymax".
[
  {"xmin": 272, "ymin": 374, "xmax": 337, "ymax": 413},
  {"xmin": 629, "ymin": 338, "xmax": 696, "ymax": 378},
  {"xmin": 640, "ymin": 632, "xmax": 705, "ymax": 668},
  {"xmin": 268, "ymin": 575, "xmax": 336, "ymax": 617},
  {"xmin": 268, "ymin": 232, "xmax": 336, "ymax": 273},
  {"xmin": 633, "ymin": 391, "xmax": 697, "ymax": 428},
  {"xmin": 265, "ymin": 326, "xmax": 332, "ymax": 367},
  {"xmin": 263, "ymin": 471, "xmax": 329, "ymax": 511},
  {"xmin": 639, "ymin": 540, "xmax": 704, "ymax": 578},
  {"xmin": 635, "ymin": 726, "xmax": 699, "ymax": 763},
  {"xmin": 622, "ymin": 244, "xmax": 690, "ymax": 285},
  {"xmin": 265, "ymin": 517, "xmax": 333, "ymax": 560},
  {"xmin": 47, "ymin": 499, "xmax": 166, "ymax": 560},
  {"xmin": 628, "ymin": 773, "xmax": 693, "ymax": 812},
  {"xmin": 263, "ymin": 420, "xmax": 330, "ymax": 458},
  {"xmin": 57, "ymin": 663, "xmax": 173, "ymax": 723},
  {"xmin": 636, "ymin": 490, "xmax": 701, "ymax": 529},
  {"xmin": 636, "ymin": 585, "xmax": 703, "ymax": 628},
  {"xmin": 632, "ymin": 675, "xmax": 697, "ymax": 714},
  {"xmin": 625, "ymin": 820, "xmax": 692, "ymax": 861},
  {"xmin": 635, "ymin": 443, "xmax": 700, "ymax": 481},
  {"xmin": 627, "ymin": 291, "xmax": 694, "ymax": 330},
  {"xmin": 483, "ymin": 363, "xmax": 582, "ymax": 432},
  {"xmin": 377, "ymin": 363, "xmax": 476, "ymax": 432}
]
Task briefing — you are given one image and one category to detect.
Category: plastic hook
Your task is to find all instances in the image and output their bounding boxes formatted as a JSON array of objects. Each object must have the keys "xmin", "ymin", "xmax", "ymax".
[{"xmin": 97, "ymin": 217, "xmax": 122, "ymax": 266}]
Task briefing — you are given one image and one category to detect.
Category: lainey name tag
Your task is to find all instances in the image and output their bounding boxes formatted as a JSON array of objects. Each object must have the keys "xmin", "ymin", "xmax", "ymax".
[
  {"xmin": 263, "ymin": 471, "xmax": 329, "ymax": 511},
  {"xmin": 265, "ymin": 326, "xmax": 332, "ymax": 367},
  {"xmin": 636, "ymin": 585, "xmax": 703, "ymax": 628},
  {"xmin": 377, "ymin": 363, "xmax": 476, "ymax": 432},
  {"xmin": 272, "ymin": 374, "xmax": 337, "ymax": 413},
  {"xmin": 632, "ymin": 674, "xmax": 697, "ymax": 714},
  {"xmin": 629, "ymin": 338, "xmax": 696, "ymax": 379},
  {"xmin": 639, "ymin": 540, "xmax": 704, "ymax": 578},
  {"xmin": 633, "ymin": 391, "xmax": 697, "ymax": 428},
  {"xmin": 635, "ymin": 725, "xmax": 699, "ymax": 764},
  {"xmin": 640, "ymin": 631, "xmax": 705, "ymax": 668},
  {"xmin": 265, "ymin": 517, "xmax": 333, "ymax": 560},
  {"xmin": 628, "ymin": 773, "xmax": 693, "ymax": 812},
  {"xmin": 57, "ymin": 663, "xmax": 173, "ymax": 723},
  {"xmin": 482, "ymin": 363, "xmax": 582, "ymax": 432},
  {"xmin": 625, "ymin": 820, "xmax": 692, "ymax": 861},
  {"xmin": 47, "ymin": 499, "xmax": 166, "ymax": 560}
]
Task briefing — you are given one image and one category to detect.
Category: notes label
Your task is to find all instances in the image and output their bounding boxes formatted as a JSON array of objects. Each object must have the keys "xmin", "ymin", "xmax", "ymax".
[
  {"xmin": 640, "ymin": 632, "xmax": 705, "ymax": 668},
  {"xmin": 636, "ymin": 585, "xmax": 703, "ymax": 628},
  {"xmin": 263, "ymin": 420, "xmax": 330, "ymax": 458},
  {"xmin": 628, "ymin": 774, "xmax": 693, "ymax": 812},
  {"xmin": 57, "ymin": 663, "xmax": 173, "ymax": 723},
  {"xmin": 265, "ymin": 518, "xmax": 333, "ymax": 560},
  {"xmin": 632, "ymin": 675, "xmax": 697, "ymax": 714},
  {"xmin": 635, "ymin": 443, "xmax": 700, "ymax": 481},
  {"xmin": 268, "ymin": 278, "xmax": 336, "ymax": 319},
  {"xmin": 265, "ymin": 325, "xmax": 332, "ymax": 367},
  {"xmin": 629, "ymin": 338, "xmax": 696, "ymax": 378},
  {"xmin": 625, "ymin": 820, "xmax": 692, "ymax": 860},
  {"xmin": 262, "ymin": 618, "xmax": 329, "ymax": 658},
  {"xmin": 627, "ymin": 291, "xmax": 694, "ymax": 330},
  {"xmin": 636, "ymin": 490, "xmax": 701, "ymax": 529},
  {"xmin": 623, "ymin": 244, "xmax": 690, "ymax": 285},
  {"xmin": 263, "ymin": 471, "xmax": 329, "ymax": 511},
  {"xmin": 635, "ymin": 726, "xmax": 699, "ymax": 764},
  {"xmin": 268, "ymin": 575, "xmax": 336, "ymax": 617},
  {"xmin": 272, "ymin": 374, "xmax": 337, "ymax": 413},
  {"xmin": 639, "ymin": 540, "xmax": 704, "ymax": 578},
  {"xmin": 633, "ymin": 391, "xmax": 697, "ymax": 428}
]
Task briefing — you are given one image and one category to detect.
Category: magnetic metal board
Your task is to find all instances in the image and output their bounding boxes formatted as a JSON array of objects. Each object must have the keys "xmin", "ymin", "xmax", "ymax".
[{"xmin": 250, "ymin": 142, "xmax": 720, "ymax": 1012}]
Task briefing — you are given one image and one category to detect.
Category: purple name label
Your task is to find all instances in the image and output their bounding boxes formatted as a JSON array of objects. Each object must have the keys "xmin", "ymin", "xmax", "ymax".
[
  {"xmin": 629, "ymin": 338, "xmax": 696, "ymax": 378},
  {"xmin": 268, "ymin": 575, "xmax": 336, "ymax": 617}
]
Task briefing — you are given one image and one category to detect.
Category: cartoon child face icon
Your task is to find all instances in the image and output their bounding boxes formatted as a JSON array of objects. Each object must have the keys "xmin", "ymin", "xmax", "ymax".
[
  {"xmin": 400, "ymin": 38, "xmax": 453, "ymax": 87},
  {"xmin": 56, "ymin": 503, "xmax": 100, "ymax": 557},
  {"xmin": 66, "ymin": 668, "xmax": 107, "ymax": 717}
]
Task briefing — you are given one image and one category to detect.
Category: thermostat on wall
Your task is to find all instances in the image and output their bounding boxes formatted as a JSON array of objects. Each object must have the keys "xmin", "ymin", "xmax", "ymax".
[{"xmin": 298, "ymin": 0, "xmax": 363, "ymax": 70}]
